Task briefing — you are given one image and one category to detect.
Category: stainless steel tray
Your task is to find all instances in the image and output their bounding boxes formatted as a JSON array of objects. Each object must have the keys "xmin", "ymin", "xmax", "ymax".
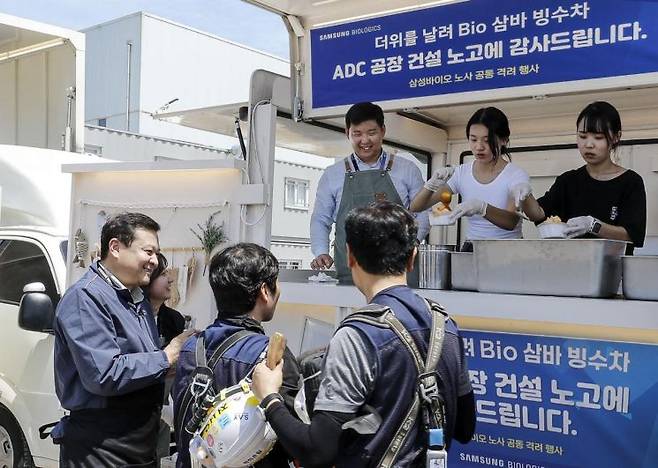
[
  {"xmin": 472, "ymin": 239, "xmax": 627, "ymax": 298},
  {"xmin": 622, "ymin": 256, "xmax": 658, "ymax": 301},
  {"xmin": 451, "ymin": 252, "xmax": 477, "ymax": 291}
]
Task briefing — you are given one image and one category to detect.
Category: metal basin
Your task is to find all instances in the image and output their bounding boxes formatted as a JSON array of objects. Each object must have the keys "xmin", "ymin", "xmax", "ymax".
[
  {"xmin": 472, "ymin": 239, "xmax": 627, "ymax": 298},
  {"xmin": 451, "ymin": 252, "xmax": 476, "ymax": 291},
  {"xmin": 418, "ymin": 244, "xmax": 454, "ymax": 290},
  {"xmin": 622, "ymin": 256, "xmax": 658, "ymax": 301}
]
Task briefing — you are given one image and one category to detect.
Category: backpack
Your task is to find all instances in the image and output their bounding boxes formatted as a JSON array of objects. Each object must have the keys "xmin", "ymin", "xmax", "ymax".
[
  {"xmin": 295, "ymin": 298, "xmax": 448, "ymax": 467},
  {"xmin": 175, "ymin": 330, "xmax": 256, "ymax": 437}
]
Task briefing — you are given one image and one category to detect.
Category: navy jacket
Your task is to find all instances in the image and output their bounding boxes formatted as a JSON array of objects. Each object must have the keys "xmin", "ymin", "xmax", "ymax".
[
  {"xmin": 173, "ymin": 316, "xmax": 300, "ymax": 468},
  {"xmin": 53, "ymin": 261, "xmax": 169, "ymax": 427},
  {"xmin": 336, "ymin": 286, "xmax": 469, "ymax": 467}
]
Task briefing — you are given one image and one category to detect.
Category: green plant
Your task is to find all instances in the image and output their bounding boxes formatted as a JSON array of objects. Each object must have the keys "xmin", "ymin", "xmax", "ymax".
[{"xmin": 190, "ymin": 212, "xmax": 226, "ymax": 274}]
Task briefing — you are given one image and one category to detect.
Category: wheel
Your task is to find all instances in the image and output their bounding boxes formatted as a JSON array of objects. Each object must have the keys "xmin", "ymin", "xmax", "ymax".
[{"xmin": 0, "ymin": 408, "xmax": 34, "ymax": 468}]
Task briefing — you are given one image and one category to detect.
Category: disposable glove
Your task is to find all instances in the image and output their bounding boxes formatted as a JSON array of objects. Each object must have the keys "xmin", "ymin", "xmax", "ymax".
[
  {"xmin": 509, "ymin": 182, "xmax": 533, "ymax": 209},
  {"xmin": 424, "ymin": 166, "xmax": 455, "ymax": 192},
  {"xmin": 564, "ymin": 215, "xmax": 597, "ymax": 238},
  {"xmin": 449, "ymin": 199, "xmax": 487, "ymax": 223}
]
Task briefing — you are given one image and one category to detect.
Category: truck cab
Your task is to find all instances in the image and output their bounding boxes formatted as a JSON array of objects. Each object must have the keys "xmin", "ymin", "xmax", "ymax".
[{"xmin": 0, "ymin": 227, "xmax": 66, "ymax": 467}]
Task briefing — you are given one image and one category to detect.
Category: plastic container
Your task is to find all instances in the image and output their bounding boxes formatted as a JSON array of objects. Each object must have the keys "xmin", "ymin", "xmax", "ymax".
[
  {"xmin": 537, "ymin": 222, "xmax": 567, "ymax": 239},
  {"xmin": 429, "ymin": 213, "xmax": 454, "ymax": 226}
]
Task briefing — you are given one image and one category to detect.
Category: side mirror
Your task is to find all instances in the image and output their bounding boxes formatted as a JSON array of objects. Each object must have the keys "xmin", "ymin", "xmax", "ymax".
[{"xmin": 18, "ymin": 282, "xmax": 55, "ymax": 333}]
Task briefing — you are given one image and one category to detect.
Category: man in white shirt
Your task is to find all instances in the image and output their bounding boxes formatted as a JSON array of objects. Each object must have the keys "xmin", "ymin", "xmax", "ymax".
[{"xmin": 310, "ymin": 102, "xmax": 429, "ymax": 284}]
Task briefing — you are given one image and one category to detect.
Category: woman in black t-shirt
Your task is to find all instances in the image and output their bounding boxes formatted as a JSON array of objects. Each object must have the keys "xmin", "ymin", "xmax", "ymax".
[
  {"xmin": 145, "ymin": 252, "xmax": 187, "ymax": 464},
  {"xmin": 145, "ymin": 252, "xmax": 186, "ymax": 347},
  {"xmin": 512, "ymin": 101, "xmax": 647, "ymax": 254}
]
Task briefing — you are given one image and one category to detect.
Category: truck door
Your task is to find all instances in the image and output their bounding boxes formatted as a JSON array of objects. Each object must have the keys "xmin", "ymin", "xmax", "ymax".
[{"xmin": 0, "ymin": 237, "xmax": 63, "ymax": 466}]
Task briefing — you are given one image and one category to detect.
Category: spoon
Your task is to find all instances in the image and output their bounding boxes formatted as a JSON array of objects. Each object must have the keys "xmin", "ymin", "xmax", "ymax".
[
  {"xmin": 515, "ymin": 209, "xmax": 531, "ymax": 221},
  {"xmin": 439, "ymin": 191, "xmax": 452, "ymax": 210}
]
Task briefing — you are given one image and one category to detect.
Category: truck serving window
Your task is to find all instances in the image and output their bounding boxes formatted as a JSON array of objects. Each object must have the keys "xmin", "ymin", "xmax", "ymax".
[{"xmin": 0, "ymin": 240, "xmax": 59, "ymax": 305}]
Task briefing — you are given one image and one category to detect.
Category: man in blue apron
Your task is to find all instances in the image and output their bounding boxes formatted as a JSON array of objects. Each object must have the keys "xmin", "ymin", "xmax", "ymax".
[{"xmin": 310, "ymin": 102, "xmax": 429, "ymax": 284}]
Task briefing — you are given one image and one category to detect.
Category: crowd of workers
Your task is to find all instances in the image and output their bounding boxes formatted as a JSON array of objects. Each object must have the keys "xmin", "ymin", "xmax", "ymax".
[{"xmin": 52, "ymin": 99, "xmax": 646, "ymax": 467}]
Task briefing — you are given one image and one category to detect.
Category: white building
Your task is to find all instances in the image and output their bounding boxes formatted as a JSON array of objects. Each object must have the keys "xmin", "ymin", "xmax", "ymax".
[{"xmin": 83, "ymin": 12, "xmax": 336, "ymax": 268}]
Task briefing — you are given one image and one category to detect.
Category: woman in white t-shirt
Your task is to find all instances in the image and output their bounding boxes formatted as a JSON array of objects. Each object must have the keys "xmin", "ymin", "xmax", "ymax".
[{"xmin": 411, "ymin": 107, "xmax": 530, "ymax": 245}]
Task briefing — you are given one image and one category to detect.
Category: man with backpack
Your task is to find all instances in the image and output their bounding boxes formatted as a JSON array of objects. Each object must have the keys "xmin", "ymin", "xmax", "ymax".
[
  {"xmin": 252, "ymin": 202, "xmax": 476, "ymax": 467},
  {"xmin": 172, "ymin": 243, "xmax": 301, "ymax": 467}
]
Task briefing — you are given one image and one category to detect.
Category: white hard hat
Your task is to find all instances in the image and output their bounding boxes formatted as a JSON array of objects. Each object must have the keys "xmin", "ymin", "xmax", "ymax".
[{"xmin": 189, "ymin": 381, "xmax": 277, "ymax": 468}]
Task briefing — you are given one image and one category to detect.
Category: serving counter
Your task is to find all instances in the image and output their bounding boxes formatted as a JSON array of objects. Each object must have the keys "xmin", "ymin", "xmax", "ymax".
[{"xmin": 269, "ymin": 279, "xmax": 658, "ymax": 468}]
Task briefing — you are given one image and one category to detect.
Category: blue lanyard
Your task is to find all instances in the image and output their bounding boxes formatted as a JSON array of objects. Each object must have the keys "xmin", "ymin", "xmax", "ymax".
[{"xmin": 351, "ymin": 153, "xmax": 386, "ymax": 172}]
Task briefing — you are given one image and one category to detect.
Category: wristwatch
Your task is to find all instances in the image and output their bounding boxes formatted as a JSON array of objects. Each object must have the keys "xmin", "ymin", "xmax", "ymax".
[
  {"xmin": 259, "ymin": 392, "xmax": 284, "ymax": 410},
  {"xmin": 590, "ymin": 218, "xmax": 602, "ymax": 234}
]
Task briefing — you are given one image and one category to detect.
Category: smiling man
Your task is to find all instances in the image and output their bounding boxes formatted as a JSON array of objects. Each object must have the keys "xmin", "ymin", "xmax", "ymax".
[
  {"xmin": 310, "ymin": 101, "xmax": 429, "ymax": 284},
  {"xmin": 53, "ymin": 212, "xmax": 194, "ymax": 467}
]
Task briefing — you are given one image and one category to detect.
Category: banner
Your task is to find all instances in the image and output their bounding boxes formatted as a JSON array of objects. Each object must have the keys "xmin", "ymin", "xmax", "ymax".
[
  {"xmin": 451, "ymin": 331, "xmax": 658, "ymax": 467},
  {"xmin": 310, "ymin": 0, "xmax": 658, "ymax": 108}
]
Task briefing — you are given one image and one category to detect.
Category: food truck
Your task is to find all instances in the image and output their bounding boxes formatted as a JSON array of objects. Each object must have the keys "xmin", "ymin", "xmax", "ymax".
[{"xmin": 154, "ymin": 1, "xmax": 658, "ymax": 466}]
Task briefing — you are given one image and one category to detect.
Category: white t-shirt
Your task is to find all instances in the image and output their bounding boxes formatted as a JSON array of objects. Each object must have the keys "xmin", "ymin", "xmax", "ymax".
[{"xmin": 447, "ymin": 160, "xmax": 529, "ymax": 240}]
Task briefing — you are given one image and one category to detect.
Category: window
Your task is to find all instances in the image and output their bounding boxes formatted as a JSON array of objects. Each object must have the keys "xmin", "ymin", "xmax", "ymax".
[
  {"xmin": 284, "ymin": 178, "xmax": 310, "ymax": 210},
  {"xmin": 0, "ymin": 240, "xmax": 59, "ymax": 305},
  {"xmin": 279, "ymin": 259, "xmax": 302, "ymax": 270},
  {"xmin": 84, "ymin": 144, "xmax": 103, "ymax": 156},
  {"xmin": 98, "ymin": 118, "xmax": 107, "ymax": 127}
]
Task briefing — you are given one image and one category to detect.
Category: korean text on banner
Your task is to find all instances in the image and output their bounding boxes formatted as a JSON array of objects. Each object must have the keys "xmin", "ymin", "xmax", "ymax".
[
  {"xmin": 451, "ymin": 330, "xmax": 658, "ymax": 468},
  {"xmin": 310, "ymin": 0, "xmax": 658, "ymax": 109}
]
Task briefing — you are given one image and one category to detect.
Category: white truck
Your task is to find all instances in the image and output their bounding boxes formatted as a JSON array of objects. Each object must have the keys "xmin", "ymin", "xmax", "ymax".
[
  {"xmin": 0, "ymin": 13, "xmax": 87, "ymax": 467},
  {"xmin": 0, "ymin": 14, "xmax": 268, "ymax": 468},
  {"xmin": 0, "ymin": 146, "xmax": 101, "ymax": 467}
]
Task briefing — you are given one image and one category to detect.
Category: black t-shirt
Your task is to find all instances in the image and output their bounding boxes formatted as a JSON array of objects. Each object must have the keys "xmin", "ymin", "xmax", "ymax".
[
  {"xmin": 537, "ymin": 166, "xmax": 646, "ymax": 254},
  {"xmin": 157, "ymin": 304, "xmax": 185, "ymax": 347}
]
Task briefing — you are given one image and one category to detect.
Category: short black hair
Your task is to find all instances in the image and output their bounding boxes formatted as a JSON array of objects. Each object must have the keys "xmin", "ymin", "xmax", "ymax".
[
  {"xmin": 345, "ymin": 102, "xmax": 385, "ymax": 129},
  {"xmin": 100, "ymin": 212, "xmax": 160, "ymax": 260},
  {"xmin": 209, "ymin": 243, "xmax": 279, "ymax": 318},
  {"xmin": 345, "ymin": 201, "xmax": 418, "ymax": 276},
  {"xmin": 466, "ymin": 107, "xmax": 512, "ymax": 162},
  {"xmin": 577, "ymin": 101, "xmax": 622, "ymax": 150}
]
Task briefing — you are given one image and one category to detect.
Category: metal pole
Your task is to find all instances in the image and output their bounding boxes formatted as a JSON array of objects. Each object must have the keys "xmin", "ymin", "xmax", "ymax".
[{"xmin": 126, "ymin": 41, "xmax": 132, "ymax": 131}]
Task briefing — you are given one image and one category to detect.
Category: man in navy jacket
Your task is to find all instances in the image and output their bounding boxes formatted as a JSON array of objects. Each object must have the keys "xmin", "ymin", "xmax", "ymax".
[
  {"xmin": 173, "ymin": 243, "xmax": 300, "ymax": 467},
  {"xmin": 53, "ymin": 212, "xmax": 194, "ymax": 467}
]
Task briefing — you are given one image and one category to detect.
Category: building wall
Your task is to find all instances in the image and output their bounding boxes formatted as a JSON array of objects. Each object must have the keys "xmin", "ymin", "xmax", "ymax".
[
  {"xmin": 83, "ymin": 12, "xmax": 336, "ymax": 266},
  {"xmin": 84, "ymin": 13, "xmax": 143, "ymax": 132},
  {"xmin": 270, "ymin": 152, "xmax": 334, "ymax": 268}
]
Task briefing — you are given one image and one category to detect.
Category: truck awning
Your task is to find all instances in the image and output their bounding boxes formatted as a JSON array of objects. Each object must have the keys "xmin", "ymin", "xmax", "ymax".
[{"xmin": 154, "ymin": 102, "xmax": 352, "ymax": 158}]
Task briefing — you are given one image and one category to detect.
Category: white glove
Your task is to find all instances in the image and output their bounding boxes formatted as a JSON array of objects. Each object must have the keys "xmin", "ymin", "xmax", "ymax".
[
  {"xmin": 564, "ymin": 215, "xmax": 597, "ymax": 238},
  {"xmin": 424, "ymin": 166, "xmax": 455, "ymax": 192},
  {"xmin": 509, "ymin": 182, "xmax": 532, "ymax": 209},
  {"xmin": 449, "ymin": 199, "xmax": 487, "ymax": 223}
]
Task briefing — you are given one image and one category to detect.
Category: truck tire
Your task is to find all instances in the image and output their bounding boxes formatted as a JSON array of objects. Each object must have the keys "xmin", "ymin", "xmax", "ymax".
[{"xmin": 0, "ymin": 408, "xmax": 35, "ymax": 468}]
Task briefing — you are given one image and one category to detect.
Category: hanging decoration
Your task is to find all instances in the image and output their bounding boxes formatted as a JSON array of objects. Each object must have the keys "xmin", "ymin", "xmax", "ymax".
[
  {"xmin": 190, "ymin": 212, "xmax": 227, "ymax": 275},
  {"xmin": 71, "ymin": 228, "xmax": 89, "ymax": 268}
]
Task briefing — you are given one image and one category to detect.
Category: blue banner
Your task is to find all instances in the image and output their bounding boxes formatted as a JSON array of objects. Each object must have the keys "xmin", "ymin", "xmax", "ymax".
[
  {"xmin": 450, "ymin": 331, "xmax": 658, "ymax": 467},
  {"xmin": 310, "ymin": 0, "xmax": 658, "ymax": 108}
]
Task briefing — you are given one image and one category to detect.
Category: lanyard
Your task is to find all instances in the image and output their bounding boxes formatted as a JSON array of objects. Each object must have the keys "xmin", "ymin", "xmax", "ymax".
[{"xmin": 351, "ymin": 153, "xmax": 387, "ymax": 172}]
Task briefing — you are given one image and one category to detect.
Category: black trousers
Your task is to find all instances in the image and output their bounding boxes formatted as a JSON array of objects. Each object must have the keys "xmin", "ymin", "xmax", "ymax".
[{"xmin": 57, "ymin": 406, "xmax": 161, "ymax": 468}]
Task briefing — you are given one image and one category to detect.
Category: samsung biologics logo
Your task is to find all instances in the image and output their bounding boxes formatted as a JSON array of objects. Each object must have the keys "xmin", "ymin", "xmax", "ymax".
[{"xmin": 319, "ymin": 24, "xmax": 381, "ymax": 41}]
